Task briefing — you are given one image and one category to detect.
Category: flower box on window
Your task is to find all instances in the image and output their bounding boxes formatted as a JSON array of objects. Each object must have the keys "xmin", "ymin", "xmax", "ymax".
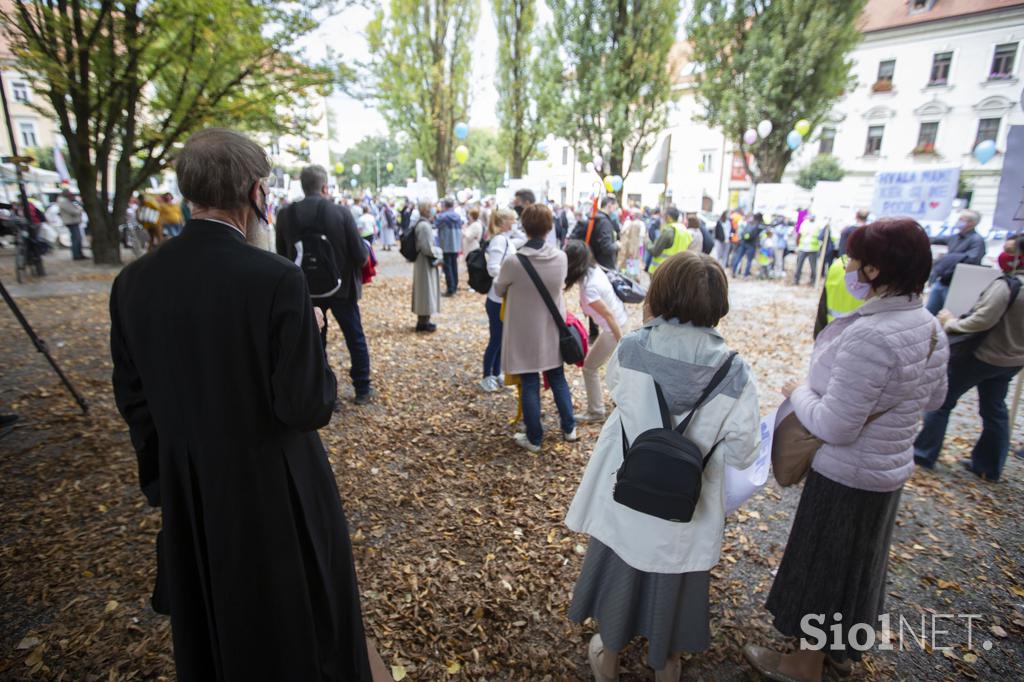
[
  {"xmin": 988, "ymin": 72, "xmax": 1013, "ymax": 81},
  {"xmin": 927, "ymin": 78, "xmax": 947, "ymax": 87},
  {"xmin": 911, "ymin": 143, "xmax": 937, "ymax": 156},
  {"xmin": 871, "ymin": 80, "xmax": 893, "ymax": 92}
]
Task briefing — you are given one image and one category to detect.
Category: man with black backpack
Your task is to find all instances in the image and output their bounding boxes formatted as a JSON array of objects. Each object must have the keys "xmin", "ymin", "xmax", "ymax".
[
  {"xmin": 569, "ymin": 195, "xmax": 618, "ymax": 269},
  {"xmin": 276, "ymin": 165, "xmax": 375, "ymax": 405}
]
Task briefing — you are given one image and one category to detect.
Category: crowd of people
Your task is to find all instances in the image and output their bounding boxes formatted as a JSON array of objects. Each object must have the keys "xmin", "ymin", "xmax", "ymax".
[{"xmin": 106, "ymin": 128, "xmax": 1022, "ymax": 682}]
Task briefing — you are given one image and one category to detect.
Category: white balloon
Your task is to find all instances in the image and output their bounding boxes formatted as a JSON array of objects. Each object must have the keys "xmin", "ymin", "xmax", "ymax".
[
  {"xmin": 585, "ymin": 161, "xmax": 595, "ymax": 173},
  {"xmin": 352, "ymin": 164, "xmax": 361, "ymax": 175},
  {"xmin": 757, "ymin": 120, "xmax": 773, "ymax": 138},
  {"xmin": 593, "ymin": 155, "xmax": 603, "ymax": 169}
]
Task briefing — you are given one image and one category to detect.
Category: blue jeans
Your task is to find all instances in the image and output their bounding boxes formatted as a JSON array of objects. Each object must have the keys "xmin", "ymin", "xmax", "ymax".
[
  {"xmin": 67, "ymin": 222, "xmax": 83, "ymax": 258},
  {"xmin": 483, "ymin": 298, "xmax": 502, "ymax": 378},
  {"xmin": 327, "ymin": 297, "xmax": 372, "ymax": 395},
  {"xmin": 926, "ymin": 281, "xmax": 949, "ymax": 315},
  {"xmin": 732, "ymin": 242, "xmax": 756, "ymax": 276},
  {"xmin": 913, "ymin": 355, "xmax": 1021, "ymax": 480},
  {"xmin": 442, "ymin": 252, "xmax": 459, "ymax": 294},
  {"xmin": 520, "ymin": 367, "xmax": 576, "ymax": 446}
]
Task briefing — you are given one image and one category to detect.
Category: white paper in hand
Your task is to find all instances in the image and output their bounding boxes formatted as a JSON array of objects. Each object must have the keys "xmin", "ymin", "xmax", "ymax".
[{"xmin": 724, "ymin": 407, "xmax": 776, "ymax": 516}]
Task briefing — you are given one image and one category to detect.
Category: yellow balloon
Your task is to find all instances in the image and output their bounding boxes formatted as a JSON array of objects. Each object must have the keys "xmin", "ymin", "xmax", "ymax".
[
  {"xmin": 455, "ymin": 144, "xmax": 469, "ymax": 164},
  {"xmin": 795, "ymin": 119, "xmax": 811, "ymax": 137},
  {"xmin": 335, "ymin": 162, "xmax": 344, "ymax": 174},
  {"xmin": 386, "ymin": 162, "xmax": 394, "ymax": 172},
  {"xmin": 603, "ymin": 175, "xmax": 614, "ymax": 192}
]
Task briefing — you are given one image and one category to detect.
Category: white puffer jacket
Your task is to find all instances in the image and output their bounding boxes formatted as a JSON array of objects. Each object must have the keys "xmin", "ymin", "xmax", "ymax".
[{"xmin": 790, "ymin": 294, "xmax": 948, "ymax": 492}]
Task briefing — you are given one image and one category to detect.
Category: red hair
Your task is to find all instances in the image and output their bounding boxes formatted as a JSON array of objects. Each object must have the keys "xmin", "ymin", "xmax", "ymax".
[{"xmin": 846, "ymin": 219, "xmax": 932, "ymax": 297}]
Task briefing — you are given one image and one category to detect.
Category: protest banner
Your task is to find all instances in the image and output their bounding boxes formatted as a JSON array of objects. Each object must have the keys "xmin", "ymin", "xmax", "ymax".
[
  {"xmin": 993, "ymin": 125, "xmax": 1024, "ymax": 232},
  {"xmin": 870, "ymin": 167, "xmax": 959, "ymax": 221}
]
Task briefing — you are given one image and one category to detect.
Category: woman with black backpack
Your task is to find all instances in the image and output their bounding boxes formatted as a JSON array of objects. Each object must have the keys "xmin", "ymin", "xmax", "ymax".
[
  {"xmin": 564, "ymin": 251, "xmax": 760, "ymax": 682},
  {"xmin": 479, "ymin": 208, "xmax": 517, "ymax": 392}
]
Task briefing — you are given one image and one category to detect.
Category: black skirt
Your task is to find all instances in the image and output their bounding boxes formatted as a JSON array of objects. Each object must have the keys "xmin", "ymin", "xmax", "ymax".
[{"xmin": 765, "ymin": 470, "xmax": 902, "ymax": 663}]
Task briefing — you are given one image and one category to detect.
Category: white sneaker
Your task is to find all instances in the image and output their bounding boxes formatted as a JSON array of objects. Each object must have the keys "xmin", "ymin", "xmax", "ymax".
[
  {"xmin": 576, "ymin": 411, "xmax": 606, "ymax": 423},
  {"xmin": 513, "ymin": 432, "xmax": 541, "ymax": 453},
  {"xmin": 479, "ymin": 376, "xmax": 497, "ymax": 392},
  {"xmin": 563, "ymin": 428, "xmax": 580, "ymax": 442}
]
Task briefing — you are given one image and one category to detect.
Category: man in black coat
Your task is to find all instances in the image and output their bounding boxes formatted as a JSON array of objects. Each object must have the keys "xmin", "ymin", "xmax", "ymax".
[
  {"xmin": 110, "ymin": 129, "xmax": 375, "ymax": 681},
  {"xmin": 570, "ymin": 194, "xmax": 619, "ymax": 269},
  {"xmin": 276, "ymin": 165, "xmax": 374, "ymax": 404}
]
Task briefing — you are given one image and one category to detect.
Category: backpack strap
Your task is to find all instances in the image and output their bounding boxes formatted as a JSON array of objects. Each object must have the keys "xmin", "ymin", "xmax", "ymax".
[
  {"xmin": 293, "ymin": 199, "xmax": 326, "ymax": 241},
  {"xmin": 675, "ymin": 352, "xmax": 737, "ymax": 435},
  {"xmin": 652, "ymin": 381, "xmax": 674, "ymax": 430},
  {"xmin": 516, "ymin": 253, "xmax": 570, "ymax": 335}
]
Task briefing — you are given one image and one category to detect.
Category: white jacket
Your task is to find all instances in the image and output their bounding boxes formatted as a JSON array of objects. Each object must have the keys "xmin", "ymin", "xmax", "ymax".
[{"xmin": 565, "ymin": 319, "xmax": 760, "ymax": 574}]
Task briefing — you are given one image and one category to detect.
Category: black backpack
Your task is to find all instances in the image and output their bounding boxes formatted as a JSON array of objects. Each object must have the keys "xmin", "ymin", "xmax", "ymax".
[
  {"xmin": 613, "ymin": 352, "xmax": 737, "ymax": 523},
  {"xmin": 400, "ymin": 220, "xmax": 421, "ymax": 262},
  {"xmin": 467, "ymin": 236, "xmax": 507, "ymax": 294},
  {"xmin": 291, "ymin": 202, "xmax": 343, "ymax": 299}
]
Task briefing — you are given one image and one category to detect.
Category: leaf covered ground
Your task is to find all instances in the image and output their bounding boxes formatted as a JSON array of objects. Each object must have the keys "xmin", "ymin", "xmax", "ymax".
[{"xmin": 1, "ymin": 250, "xmax": 1022, "ymax": 681}]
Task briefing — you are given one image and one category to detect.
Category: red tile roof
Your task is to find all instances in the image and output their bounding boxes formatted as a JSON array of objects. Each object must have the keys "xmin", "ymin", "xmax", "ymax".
[{"xmin": 860, "ymin": 0, "xmax": 1024, "ymax": 33}]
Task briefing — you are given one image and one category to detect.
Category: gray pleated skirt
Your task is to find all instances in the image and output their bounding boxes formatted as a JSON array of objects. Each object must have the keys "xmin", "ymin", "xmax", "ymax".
[
  {"xmin": 765, "ymin": 469, "xmax": 903, "ymax": 663},
  {"xmin": 568, "ymin": 538, "xmax": 710, "ymax": 670}
]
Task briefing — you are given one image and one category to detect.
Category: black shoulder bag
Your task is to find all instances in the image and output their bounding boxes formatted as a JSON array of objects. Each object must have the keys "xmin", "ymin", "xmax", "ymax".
[
  {"xmin": 614, "ymin": 352, "xmax": 737, "ymax": 523},
  {"xmin": 516, "ymin": 253, "xmax": 585, "ymax": 365}
]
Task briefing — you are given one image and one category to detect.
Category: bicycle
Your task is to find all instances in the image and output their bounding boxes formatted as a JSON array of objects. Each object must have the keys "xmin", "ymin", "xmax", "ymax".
[{"xmin": 4, "ymin": 214, "xmax": 47, "ymax": 283}]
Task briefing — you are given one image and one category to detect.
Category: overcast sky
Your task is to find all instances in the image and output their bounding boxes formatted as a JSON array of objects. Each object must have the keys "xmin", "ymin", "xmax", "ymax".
[{"xmin": 302, "ymin": 3, "xmax": 505, "ymax": 153}]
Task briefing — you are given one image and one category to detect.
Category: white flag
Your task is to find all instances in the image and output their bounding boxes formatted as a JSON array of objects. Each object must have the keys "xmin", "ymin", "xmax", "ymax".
[{"xmin": 53, "ymin": 145, "xmax": 70, "ymax": 183}]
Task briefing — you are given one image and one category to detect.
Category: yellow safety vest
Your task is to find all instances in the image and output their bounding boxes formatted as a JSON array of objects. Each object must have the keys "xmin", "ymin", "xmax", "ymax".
[
  {"xmin": 799, "ymin": 225, "xmax": 821, "ymax": 252},
  {"xmin": 650, "ymin": 224, "xmax": 693, "ymax": 271},
  {"xmin": 824, "ymin": 256, "xmax": 865, "ymax": 323}
]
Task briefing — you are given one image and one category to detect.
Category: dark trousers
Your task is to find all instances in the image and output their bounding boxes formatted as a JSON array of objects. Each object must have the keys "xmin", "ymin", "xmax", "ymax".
[
  {"xmin": 67, "ymin": 222, "xmax": 83, "ymax": 258},
  {"xmin": 731, "ymin": 242, "xmax": 756, "ymax": 276},
  {"xmin": 325, "ymin": 297, "xmax": 371, "ymax": 395},
  {"xmin": 483, "ymin": 298, "xmax": 502, "ymax": 378},
  {"xmin": 520, "ymin": 367, "xmax": 576, "ymax": 446},
  {"xmin": 914, "ymin": 355, "xmax": 1021, "ymax": 480},
  {"xmin": 442, "ymin": 252, "xmax": 459, "ymax": 294},
  {"xmin": 794, "ymin": 251, "xmax": 819, "ymax": 285}
]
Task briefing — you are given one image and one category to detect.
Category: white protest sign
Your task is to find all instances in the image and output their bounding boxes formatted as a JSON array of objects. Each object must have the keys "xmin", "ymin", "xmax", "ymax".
[
  {"xmin": 812, "ymin": 181, "xmax": 859, "ymax": 229},
  {"xmin": 871, "ymin": 167, "xmax": 959, "ymax": 221},
  {"xmin": 754, "ymin": 183, "xmax": 812, "ymax": 217},
  {"xmin": 724, "ymin": 407, "xmax": 775, "ymax": 516},
  {"xmin": 944, "ymin": 263, "xmax": 1001, "ymax": 318},
  {"xmin": 993, "ymin": 125, "xmax": 1024, "ymax": 232}
]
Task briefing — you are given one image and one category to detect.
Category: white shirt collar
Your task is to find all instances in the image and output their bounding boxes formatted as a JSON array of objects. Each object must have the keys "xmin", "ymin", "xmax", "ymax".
[{"xmin": 201, "ymin": 218, "xmax": 245, "ymax": 239}]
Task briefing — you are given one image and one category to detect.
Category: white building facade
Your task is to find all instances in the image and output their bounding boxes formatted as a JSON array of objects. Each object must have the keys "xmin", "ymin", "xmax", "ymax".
[{"xmin": 624, "ymin": 0, "xmax": 1024, "ymax": 229}]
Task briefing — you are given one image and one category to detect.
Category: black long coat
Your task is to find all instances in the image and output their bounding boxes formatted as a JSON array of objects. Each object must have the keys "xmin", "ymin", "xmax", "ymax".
[{"xmin": 110, "ymin": 220, "xmax": 371, "ymax": 681}]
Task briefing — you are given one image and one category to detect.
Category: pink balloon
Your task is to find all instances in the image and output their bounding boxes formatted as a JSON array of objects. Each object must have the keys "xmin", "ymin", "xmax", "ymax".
[{"xmin": 743, "ymin": 129, "xmax": 758, "ymax": 145}]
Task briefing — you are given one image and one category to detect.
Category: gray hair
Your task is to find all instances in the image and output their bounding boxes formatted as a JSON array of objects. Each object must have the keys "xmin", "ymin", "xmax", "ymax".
[
  {"xmin": 176, "ymin": 128, "xmax": 270, "ymax": 211},
  {"xmin": 417, "ymin": 199, "xmax": 434, "ymax": 218},
  {"xmin": 960, "ymin": 209, "xmax": 981, "ymax": 227},
  {"xmin": 300, "ymin": 165, "xmax": 329, "ymax": 196}
]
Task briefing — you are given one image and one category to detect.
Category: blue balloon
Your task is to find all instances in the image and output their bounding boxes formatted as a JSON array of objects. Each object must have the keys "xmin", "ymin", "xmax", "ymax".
[
  {"xmin": 454, "ymin": 122, "xmax": 469, "ymax": 140},
  {"xmin": 611, "ymin": 175, "xmax": 623, "ymax": 192},
  {"xmin": 973, "ymin": 139, "xmax": 997, "ymax": 164},
  {"xmin": 786, "ymin": 130, "xmax": 803, "ymax": 150}
]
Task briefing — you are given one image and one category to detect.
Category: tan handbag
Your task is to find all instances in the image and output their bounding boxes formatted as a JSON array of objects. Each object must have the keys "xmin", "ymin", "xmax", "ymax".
[{"xmin": 772, "ymin": 325, "xmax": 939, "ymax": 487}]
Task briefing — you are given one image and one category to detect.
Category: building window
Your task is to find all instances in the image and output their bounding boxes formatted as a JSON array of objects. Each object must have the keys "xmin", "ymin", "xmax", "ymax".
[
  {"xmin": 18, "ymin": 121, "xmax": 37, "ymax": 148},
  {"xmin": 268, "ymin": 140, "xmax": 280, "ymax": 156},
  {"xmin": 865, "ymin": 125, "xmax": 884, "ymax": 156},
  {"xmin": 819, "ymin": 127, "xmax": 836, "ymax": 155},
  {"xmin": 911, "ymin": 0, "xmax": 935, "ymax": 12},
  {"xmin": 914, "ymin": 121, "xmax": 938, "ymax": 154},
  {"xmin": 929, "ymin": 52, "xmax": 952, "ymax": 86},
  {"xmin": 11, "ymin": 82, "xmax": 29, "ymax": 103},
  {"xmin": 877, "ymin": 60, "xmax": 895, "ymax": 83},
  {"xmin": 699, "ymin": 150, "xmax": 713, "ymax": 173},
  {"xmin": 561, "ymin": 146, "xmax": 569, "ymax": 165},
  {"xmin": 990, "ymin": 43, "xmax": 1018, "ymax": 80},
  {"xmin": 974, "ymin": 118, "xmax": 1000, "ymax": 148}
]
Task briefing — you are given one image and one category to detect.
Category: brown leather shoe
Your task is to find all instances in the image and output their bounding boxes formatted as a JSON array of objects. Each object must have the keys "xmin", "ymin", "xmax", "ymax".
[{"xmin": 742, "ymin": 644, "xmax": 806, "ymax": 682}]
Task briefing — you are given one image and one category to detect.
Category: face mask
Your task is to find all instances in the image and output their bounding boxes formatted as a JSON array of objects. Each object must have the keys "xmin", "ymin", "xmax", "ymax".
[
  {"xmin": 513, "ymin": 205, "xmax": 524, "ymax": 217},
  {"xmin": 997, "ymin": 251, "xmax": 1023, "ymax": 273},
  {"xmin": 844, "ymin": 269, "xmax": 872, "ymax": 300}
]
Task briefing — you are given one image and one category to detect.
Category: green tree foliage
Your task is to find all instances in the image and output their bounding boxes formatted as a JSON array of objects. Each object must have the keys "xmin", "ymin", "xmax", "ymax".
[
  {"xmin": 366, "ymin": 0, "xmax": 479, "ymax": 198},
  {"xmin": 796, "ymin": 154, "xmax": 845, "ymax": 190},
  {"xmin": 548, "ymin": 0, "xmax": 679, "ymax": 195},
  {"xmin": 1, "ymin": 0, "xmax": 340, "ymax": 264},
  {"xmin": 335, "ymin": 134, "xmax": 417, "ymax": 191},
  {"xmin": 493, "ymin": 0, "xmax": 559, "ymax": 178},
  {"xmin": 451, "ymin": 128, "xmax": 505, "ymax": 194},
  {"xmin": 688, "ymin": 0, "xmax": 865, "ymax": 184}
]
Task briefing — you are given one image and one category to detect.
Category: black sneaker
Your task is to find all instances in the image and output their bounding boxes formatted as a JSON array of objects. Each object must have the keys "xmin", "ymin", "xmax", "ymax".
[
  {"xmin": 0, "ymin": 413, "xmax": 17, "ymax": 428},
  {"xmin": 354, "ymin": 389, "xmax": 376, "ymax": 405},
  {"xmin": 415, "ymin": 323, "xmax": 437, "ymax": 333}
]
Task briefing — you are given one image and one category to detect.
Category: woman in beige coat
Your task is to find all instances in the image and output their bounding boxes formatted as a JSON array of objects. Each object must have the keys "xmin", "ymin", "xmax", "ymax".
[
  {"xmin": 411, "ymin": 200, "xmax": 441, "ymax": 332},
  {"xmin": 493, "ymin": 205, "xmax": 578, "ymax": 453}
]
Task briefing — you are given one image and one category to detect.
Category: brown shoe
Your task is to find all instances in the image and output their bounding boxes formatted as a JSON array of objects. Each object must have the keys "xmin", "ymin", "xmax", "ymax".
[{"xmin": 742, "ymin": 644, "xmax": 806, "ymax": 682}]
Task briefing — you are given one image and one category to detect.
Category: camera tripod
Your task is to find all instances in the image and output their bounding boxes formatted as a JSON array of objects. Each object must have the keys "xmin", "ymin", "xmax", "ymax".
[{"xmin": 0, "ymin": 278, "xmax": 88, "ymax": 414}]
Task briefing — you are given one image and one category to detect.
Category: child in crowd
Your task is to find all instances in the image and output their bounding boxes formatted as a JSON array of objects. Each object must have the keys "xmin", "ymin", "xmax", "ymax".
[
  {"xmin": 564, "ymin": 240, "xmax": 629, "ymax": 421},
  {"xmin": 564, "ymin": 251, "xmax": 760, "ymax": 682}
]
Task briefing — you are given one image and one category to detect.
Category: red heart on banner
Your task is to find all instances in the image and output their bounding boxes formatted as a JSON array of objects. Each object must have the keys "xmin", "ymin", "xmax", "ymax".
[{"xmin": 929, "ymin": 201, "xmax": 940, "ymax": 209}]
